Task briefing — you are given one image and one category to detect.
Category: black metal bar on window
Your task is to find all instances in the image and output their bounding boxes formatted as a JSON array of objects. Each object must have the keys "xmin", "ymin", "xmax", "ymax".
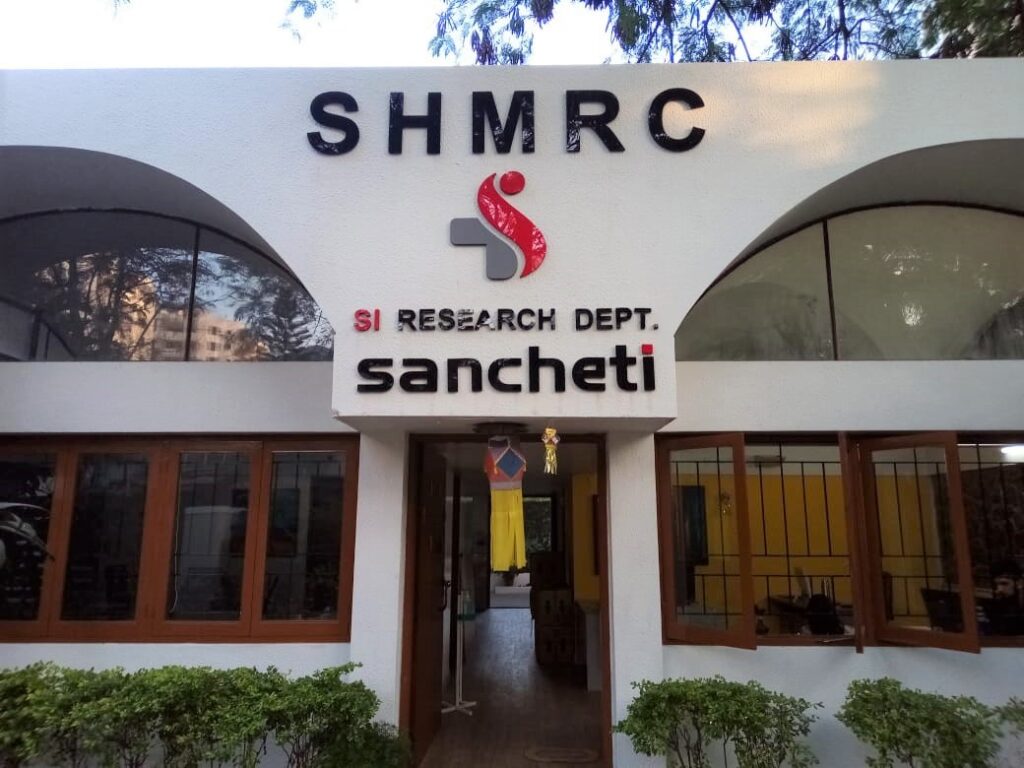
[
  {"xmin": 891, "ymin": 461, "xmax": 907, "ymax": 557},
  {"xmin": 911, "ymin": 449, "xmax": 931, "ymax": 587},
  {"xmin": 716, "ymin": 448, "xmax": 729, "ymax": 620},
  {"xmin": 800, "ymin": 459, "xmax": 811, "ymax": 556},
  {"xmin": 822, "ymin": 462, "xmax": 835, "ymax": 556}
]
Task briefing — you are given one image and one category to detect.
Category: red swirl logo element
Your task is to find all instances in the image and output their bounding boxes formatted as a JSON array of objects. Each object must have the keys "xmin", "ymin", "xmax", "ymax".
[{"xmin": 476, "ymin": 171, "xmax": 547, "ymax": 278}]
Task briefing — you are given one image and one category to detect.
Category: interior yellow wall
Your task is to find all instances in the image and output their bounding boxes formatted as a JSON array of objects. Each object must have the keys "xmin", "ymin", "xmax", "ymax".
[
  {"xmin": 673, "ymin": 470, "xmax": 851, "ymax": 618},
  {"xmin": 672, "ymin": 467, "xmax": 943, "ymax": 623},
  {"xmin": 572, "ymin": 473, "xmax": 600, "ymax": 603}
]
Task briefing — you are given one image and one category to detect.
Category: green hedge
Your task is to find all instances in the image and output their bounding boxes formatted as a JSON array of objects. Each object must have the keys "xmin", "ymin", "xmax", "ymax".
[
  {"xmin": 617, "ymin": 676, "xmax": 1022, "ymax": 768},
  {"xmin": 0, "ymin": 663, "xmax": 409, "ymax": 768}
]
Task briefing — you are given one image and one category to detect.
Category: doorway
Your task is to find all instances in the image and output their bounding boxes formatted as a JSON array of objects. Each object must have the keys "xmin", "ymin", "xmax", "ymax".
[{"xmin": 400, "ymin": 434, "xmax": 611, "ymax": 767}]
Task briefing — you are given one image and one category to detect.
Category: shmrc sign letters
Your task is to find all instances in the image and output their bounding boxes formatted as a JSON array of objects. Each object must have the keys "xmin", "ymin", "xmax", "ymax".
[
  {"xmin": 353, "ymin": 306, "xmax": 657, "ymax": 395},
  {"xmin": 307, "ymin": 89, "xmax": 705, "ymax": 155}
]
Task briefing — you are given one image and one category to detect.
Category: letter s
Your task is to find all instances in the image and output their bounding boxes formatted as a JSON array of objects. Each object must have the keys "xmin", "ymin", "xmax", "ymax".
[
  {"xmin": 357, "ymin": 358, "xmax": 394, "ymax": 392},
  {"xmin": 308, "ymin": 91, "xmax": 360, "ymax": 155}
]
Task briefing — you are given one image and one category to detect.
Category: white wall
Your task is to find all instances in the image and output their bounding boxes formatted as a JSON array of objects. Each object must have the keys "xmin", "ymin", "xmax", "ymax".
[
  {"xmin": 669, "ymin": 360, "xmax": 1024, "ymax": 432},
  {"xmin": 2, "ymin": 62, "xmax": 1021, "ymax": 428},
  {"xmin": 0, "ymin": 362, "xmax": 349, "ymax": 433},
  {"xmin": 0, "ymin": 642, "xmax": 350, "ymax": 674},
  {"xmin": 347, "ymin": 430, "xmax": 409, "ymax": 724}
]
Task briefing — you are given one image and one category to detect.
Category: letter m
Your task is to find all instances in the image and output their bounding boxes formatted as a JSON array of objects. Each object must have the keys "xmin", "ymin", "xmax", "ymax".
[{"xmin": 472, "ymin": 91, "xmax": 535, "ymax": 154}]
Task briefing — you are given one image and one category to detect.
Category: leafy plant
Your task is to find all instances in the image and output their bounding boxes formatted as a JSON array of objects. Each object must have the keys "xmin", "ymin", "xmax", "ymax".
[
  {"xmin": 265, "ymin": 664, "xmax": 380, "ymax": 768},
  {"xmin": 77, "ymin": 668, "xmax": 160, "ymax": 768},
  {"xmin": 837, "ymin": 678, "xmax": 1001, "ymax": 768},
  {"xmin": 216, "ymin": 667, "xmax": 283, "ymax": 768},
  {"xmin": 321, "ymin": 721, "xmax": 411, "ymax": 768},
  {"xmin": 614, "ymin": 676, "xmax": 819, "ymax": 768},
  {"xmin": 35, "ymin": 666, "xmax": 124, "ymax": 768},
  {"xmin": 0, "ymin": 663, "xmax": 49, "ymax": 768}
]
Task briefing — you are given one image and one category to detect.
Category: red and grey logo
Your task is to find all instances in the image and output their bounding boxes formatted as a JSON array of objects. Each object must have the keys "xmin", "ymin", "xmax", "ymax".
[{"xmin": 450, "ymin": 171, "xmax": 547, "ymax": 280}]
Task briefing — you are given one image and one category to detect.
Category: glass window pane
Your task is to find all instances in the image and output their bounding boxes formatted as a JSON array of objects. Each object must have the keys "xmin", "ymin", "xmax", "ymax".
[
  {"xmin": 746, "ymin": 443, "xmax": 852, "ymax": 638},
  {"xmin": 262, "ymin": 451, "xmax": 345, "ymax": 620},
  {"xmin": 62, "ymin": 454, "xmax": 149, "ymax": 621},
  {"xmin": 0, "ymin": 454, "xmax": 56, "ymax": 620},
  {"xmin": 193, "ymin": 232, "xmax": 334, "ymax": 362},
  {"xmin": 668, "ymin": 446, "xmax": 743, "ymax": 630},
  {"xmin": 868, "ymin": 445, "xmax": 965, "ymax": 635},
  {"xmin": 675, "ymin": 226, "xmax": 833, "ymax": 360},
  {"xmin": 167, "ymin": 453, "xmax": 251, "ymax": 621},
  {"xmin": 958, "ymin": 442, "xmax": 1024, "ymax": 637},
  {"xmin": 0, "ymin": 213, "xmax": 195, "ymax": 361},
  {"xmin": 830, "ymin": 207, "xmax": 1024, "ymax": 359}
]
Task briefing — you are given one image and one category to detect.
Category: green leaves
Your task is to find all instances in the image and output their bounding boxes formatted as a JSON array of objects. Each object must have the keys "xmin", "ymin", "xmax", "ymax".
[
  {"xmin": 430, "ymin": 0, "xmax": 930, "ymax": 64},
  {"xmin": 614, "ymin": 676, "xmax": 820, "ymax": 768},
  {"xmin": 0, "ymin": 664, "xmax": 405, "ymax": 768},
  {"xmin": 837, "ymin": 678, "xmax": 1002, "ymax": 768}
]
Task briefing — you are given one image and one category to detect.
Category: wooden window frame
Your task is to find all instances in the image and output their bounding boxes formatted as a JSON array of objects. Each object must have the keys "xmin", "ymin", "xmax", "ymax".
[
  {"xmin": 0, "ymin": 436, "xmax": 359, "ymax": 643},
  {"xmin": 655, "ymin": 431, "xmax": 992, "ymax": 652},
  {"xmin": 855, "ymin": 432, "xmax": 980, "ymax": 653},
  {"xmin": 656, "ymin": 433, "xmax": 756, "ymax": 649}
]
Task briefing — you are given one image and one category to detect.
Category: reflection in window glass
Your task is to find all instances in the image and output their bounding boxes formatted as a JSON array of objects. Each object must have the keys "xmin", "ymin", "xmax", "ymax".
[
  {"xmin": 0, "ymin": 455, "xmax": 56, "ymax": 620},
  {"xmin": 167, "ymin": 453, "xmax": 250, "ymax": 621},
  {"xmin": 194, "ymin": 233, "xmax": 334, "ymax": 362},
  {"xmin": 675, "ymin": 226, "xmax": 833, "ymax": 361},
  {"xmin": 263, "ymin": 452, "xmax": 345, "ymax": 620},
  {"xmin": 867, "ymin": 445, "xmax": 964, "ymax": 635},
  {"xmin": 62, "ymin": 454, "xmax": 149, "ymax": 621},
  {"xmin": 0, "ymin": 213, "xmax": 195, "ymax": 361},
  {"xmin": 669, "ymin": 446, "xmax": 743, "ymax": 630},
  {"xmin": 959, "ymin": 443, "xmax": 1024, "ymax": 637},
  {"xmin": 746, "ymin": 443, "xmax": 852, "ymax": 637},
  {"xmin": 830, "ymin": 207, "xmax": 1024, "ymax": 359}
]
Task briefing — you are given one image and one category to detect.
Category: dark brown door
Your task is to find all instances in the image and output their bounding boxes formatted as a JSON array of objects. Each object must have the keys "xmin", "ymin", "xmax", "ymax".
[{"xmin": 411, "ymin": 444, "xmax": 447, "ymax": 763}]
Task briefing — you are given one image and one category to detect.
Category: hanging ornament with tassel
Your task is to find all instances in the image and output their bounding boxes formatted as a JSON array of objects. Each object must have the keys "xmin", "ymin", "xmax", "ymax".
[{"xmin": 541, "ymin": 426, "xmax": 560, "ymax": 475}]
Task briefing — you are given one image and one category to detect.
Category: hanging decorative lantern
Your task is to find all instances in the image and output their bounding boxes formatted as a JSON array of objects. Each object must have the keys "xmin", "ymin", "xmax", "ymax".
[{"xmin": 542, "ymin": 426, "xmax": 560, "ymax": 475}]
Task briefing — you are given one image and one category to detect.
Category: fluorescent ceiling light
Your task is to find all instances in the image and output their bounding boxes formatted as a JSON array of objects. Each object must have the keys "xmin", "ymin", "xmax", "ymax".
[{"xmin": 1000, "ymin": 445, "xmax": 1024, "ymax": 460}]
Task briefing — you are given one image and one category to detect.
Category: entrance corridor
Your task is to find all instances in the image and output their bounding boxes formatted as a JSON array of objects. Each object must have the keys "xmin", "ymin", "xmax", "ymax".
[{"xmin": 421, "ymin": 608, "xmax": 602, "ymax": 767}]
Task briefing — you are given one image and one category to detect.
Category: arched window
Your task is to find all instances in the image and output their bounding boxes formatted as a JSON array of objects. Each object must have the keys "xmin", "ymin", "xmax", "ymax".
[
  {"xmin": 0, "ymin": 211, "xmax": 333, "ymax": 362},
  {"xmin": 676, "ymin": 205, "xmax": 1024, "ymax": 361}
]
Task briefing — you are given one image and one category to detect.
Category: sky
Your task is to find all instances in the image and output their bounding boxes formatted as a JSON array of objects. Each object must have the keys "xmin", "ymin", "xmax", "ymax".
[{"xmin": 0, "ymin": 0, "xmax": 624, "ymax": 68}]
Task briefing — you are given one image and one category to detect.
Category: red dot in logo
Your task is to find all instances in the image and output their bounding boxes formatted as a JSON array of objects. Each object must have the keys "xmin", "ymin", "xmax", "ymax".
[{"xmin": 499, "ymin": 171, "xmax": 526, "ymax": 195}]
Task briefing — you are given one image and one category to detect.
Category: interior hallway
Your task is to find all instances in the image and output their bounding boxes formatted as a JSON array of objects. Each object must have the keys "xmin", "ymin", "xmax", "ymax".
[{"xmin": 420, "ymin": 608, "xmax": 602, "ymax": 767}]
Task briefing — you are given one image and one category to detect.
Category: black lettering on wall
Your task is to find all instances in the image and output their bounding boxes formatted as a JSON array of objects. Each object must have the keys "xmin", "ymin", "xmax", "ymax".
[
  {"xmin": 648, "ymin": 88, "xmax": 705, "ymax": 152},
  {"xmin": 566, "ymin": 90, "xmax": 624, "ymax": 153},
  {"xmin": 308, "ymin": 92, "xmax": 360, "ymax": 155},
  {"xmin": 489, "ymin": 359, "xmax": 523, "ymax": 392},
  {"xmin": 448, "ymin": 358, "xmax": 484, "ymax": 393},
  {"xmin": 399, "ymin": 359, "xmax": 439, "ymax": 392},
  {"xmin": 472, "ymin": 91, "xmax": 535, "ymax": 154},
  {"xmin": 572, "ymin": 357, "xmax": 606, "ymax": 392},
  {"xmin": 357, "ymin": 358, "xmax": 394, "ymax": 392},
  {"xmin": 389, "ymin": 92, "xmax": 442, "ymax": 155},
  {"xmin": 528, "ymin": 346, "xmax": 566, "ymax": 393}
]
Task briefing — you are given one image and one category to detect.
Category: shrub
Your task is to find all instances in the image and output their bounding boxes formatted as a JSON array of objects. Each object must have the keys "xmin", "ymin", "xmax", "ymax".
[
  {"xmin": 0, "ymin": 663, "xmax": 400, "ymax": 768},
  {"xmin": 321, "ymin": 721, "xmax": 411, "ymax": 768},
  {"xmin": 0, "ymin": 663, "xmax": 49, "ymax": 768},
  {"xmin": 614, "ymin": 676, "xmax": 819, "ymax": 768},
  {"xmin": 265, "ymin": 664, "xmax": 380, "ymax": 768},
  {"xmin": 837, "ymin": 678, "xmax": 1001, "ymax": 768},
  {"xmin": 35, "ymin": 666, "xmax": 123, "ymax": 768},
  {"xmin": 77, "ymin": 668, "xmax": 161, "ymax": 768}
]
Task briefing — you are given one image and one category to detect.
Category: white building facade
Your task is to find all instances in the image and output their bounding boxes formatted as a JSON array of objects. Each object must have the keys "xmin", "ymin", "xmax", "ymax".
[{"xmin": 1, "ymin": 61, "xmax": 1024, "ymax": 766}]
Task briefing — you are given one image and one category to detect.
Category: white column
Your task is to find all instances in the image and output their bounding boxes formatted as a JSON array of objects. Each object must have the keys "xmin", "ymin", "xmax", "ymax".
[
  {"xmin": 348, "ymin": 430, "xmax": 409, "ymax": 724},
  {"xmin": 607, "ymin": 431, "xmax": 664, "ymax": 768}
]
